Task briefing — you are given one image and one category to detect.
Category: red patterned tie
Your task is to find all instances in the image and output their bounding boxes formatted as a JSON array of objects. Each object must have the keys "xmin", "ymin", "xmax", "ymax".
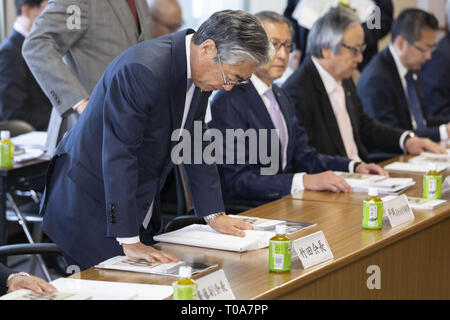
[{"xmin": 126, "ymin": 0, "xmax": 141, "ymax": 33}]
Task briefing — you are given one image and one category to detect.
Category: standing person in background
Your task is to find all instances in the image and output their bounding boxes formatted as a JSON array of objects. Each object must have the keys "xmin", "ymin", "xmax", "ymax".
[
  {"xmin": 283, "ymin": 0, "xmax": 393, "ymax": 71},
  {"xmin": 421, "ymin": 0, "xmax": 450, "ymax": 120},
  {"xmin": 147, "ymin": 0, "xmax": 183, "ymax": 38},
  {"xmin": 0, "ymin": 0, "xmax": 50, "ymax": 131},
  {"xmin": 22, "ymin": 0, "xmax": 153, "ymax": 155}
]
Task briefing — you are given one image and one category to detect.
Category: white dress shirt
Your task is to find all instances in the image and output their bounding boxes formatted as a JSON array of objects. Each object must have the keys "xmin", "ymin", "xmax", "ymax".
[
  {"xmin": 389, "ymin": 45, "xmax": 447, "ymax": 140},
  {"xmin": 117, "ymin": 34, "xmax": 196, "ymax": 245}
]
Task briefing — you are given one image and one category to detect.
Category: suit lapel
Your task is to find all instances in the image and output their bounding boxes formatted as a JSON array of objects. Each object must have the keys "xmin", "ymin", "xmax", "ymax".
[
  {"xmin": 107, "ymin": 0, "xmax": 139, "ymax": 43},
  {"xmin": 308, "ymin": 58, "xmax": 347, "ymax": 157}
]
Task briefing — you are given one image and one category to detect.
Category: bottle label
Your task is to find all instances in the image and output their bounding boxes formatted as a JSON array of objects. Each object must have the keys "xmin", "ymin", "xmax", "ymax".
[
  {"xmin": 172, "ymin": 283, "xmax": 198, "ymax": 300},
  {"xmin": 423, "ymin": 175, "xmax": 442, "ymax": 200},
  {"xmin": 362, "ymin": 201, "xmax": 383, "ymax": 229},
  {"xmin": 0, "ymin": 142, "xmax": 13, "ymax": 168},
  {"xmin": 269, "ymin": 240, "xmax": 292, "ymax": 272}
]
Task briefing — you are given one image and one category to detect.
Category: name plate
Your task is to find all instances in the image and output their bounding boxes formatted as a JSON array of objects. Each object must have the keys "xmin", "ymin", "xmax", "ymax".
[
  {"xmin": 292, "ymin": 231, "xmax": 333, "ymax": 269},
  {"xmin": 383, "ymin": 195, "xmax": 415, "ymax": 228},
  {"xmin": 196, "ymin": 269, "xmax": 235, "ymax": 300}
]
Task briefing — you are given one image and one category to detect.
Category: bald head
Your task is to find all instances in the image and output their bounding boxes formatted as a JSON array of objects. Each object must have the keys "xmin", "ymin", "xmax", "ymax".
[{"xmin": 147, "ymin": 0, "xmax": 183, "ymax": 38}]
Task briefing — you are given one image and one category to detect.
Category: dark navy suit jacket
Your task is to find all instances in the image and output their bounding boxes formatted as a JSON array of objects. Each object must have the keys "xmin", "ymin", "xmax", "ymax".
[
  {"xmin": 0, "ymin": 30, "xmax": 51, "ymax": 130},
  {"xmin": 422, "ymin": 33, "xmax": 450, "ymax": 120},
  {"xmin": 357, "ymin": 47, "xmax": 447, "ymax": 142},
  {"xmin": 209, "ymin": 81, "xmax": 350, "ymax": 205},
  {"xmin": 40, "ymin": 30, "xmax": 225, "ymax": 269},
  {"xmin": 0, "ymin": 263, "xmax": 13, "ymax": 296},
  {"xmin": 284, "ymin": 56, "xmax": 404, "ymax": 162}
]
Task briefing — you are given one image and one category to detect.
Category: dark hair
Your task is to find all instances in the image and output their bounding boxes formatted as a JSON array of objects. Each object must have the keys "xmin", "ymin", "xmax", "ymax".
[
  {"xmin": 193, "ymin": 10, "xmax": 273, "ymax": 66},
  {"xmin": 14, "ymin": 0, "xmax": 46, "ymax": 16},
  {"xmin": 254, "ymin": 11, "xmax": 294, "ymax": 35},
  {"xmin": 391, "ymin": 8, "xmax": 438, "ymax": 44}
]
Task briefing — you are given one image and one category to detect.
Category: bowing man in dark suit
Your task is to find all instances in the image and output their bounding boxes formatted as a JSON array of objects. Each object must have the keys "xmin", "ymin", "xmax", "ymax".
[
  {"xmin": 209, "ymin": 11, "xmax": 387, "ymax": 206},
  {"xmin": 421, "ymin": 2, "xmax": 450, "ymax": 120},
  {"xmin": 0, "ymin": 0, "xmax": 51, "ymax": 130},
  {"xmin": 357, "ymin": 9, "xmax": 450, "ymax": 142},
  {"xmin": 284, "ymin": 7, "xmax": 444, "ymax": 164},
  {"xmin": 40, "ymin": 10, "xmax": 273, "ymax": 269},
  {"xmin": 0, "ymin": 263, "xmax": 56, "ymax": 296}
]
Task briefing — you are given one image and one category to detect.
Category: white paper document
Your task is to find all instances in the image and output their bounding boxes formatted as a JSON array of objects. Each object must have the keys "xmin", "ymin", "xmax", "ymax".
[
  {"xmin": 96, "ymin": 256, "xmax": 217, "ymax": 276},
  {"xmin": 0, "ymin": 278, "xmax": 173, "ymax": 300},
  {"xmin": 335, "ymin": 171, "xmax": 415, "ymax": 194},
  {"xmin": 382, "ymin": 195, "xmax": 447, "ymax": 210},
  {"xmin": 409, "ymin": 155, "xmax": 450, "ymax": 169},
  {"xmin": 384, "ymin": 161, "xmax": 447, "ymax": 173},
  {"xmin": 153, "ymin": 224, "xmax": 276, "ymax": 252},
  {"xmin": 10, "ymin": 131, "xmax": 47, "ymax": 149}
]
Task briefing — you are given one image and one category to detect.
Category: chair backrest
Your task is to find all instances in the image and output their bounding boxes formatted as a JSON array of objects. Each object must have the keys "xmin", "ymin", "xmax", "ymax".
[
  {"xmin": 0, "ymin": 243, "xmax": 62, "ymax": 257},
  {"xmin": 163, "ymin": 214, "xmax": 206, "ymax": 233},
  {"xmin": 0, "ymin": 120, "xmax": 35, "ymax": 137}
]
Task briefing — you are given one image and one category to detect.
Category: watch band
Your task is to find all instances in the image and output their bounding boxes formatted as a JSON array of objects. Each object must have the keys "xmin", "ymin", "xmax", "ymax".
[
  {"xmin": 204, "ymin": 212, "xmax": 225, "ymax": 225},
  {"xmin": 6, "ymin": 272, "xmax": 30, "ymax": 287}
]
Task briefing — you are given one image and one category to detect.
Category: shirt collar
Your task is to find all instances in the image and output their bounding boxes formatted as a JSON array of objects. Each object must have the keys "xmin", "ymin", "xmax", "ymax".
[
  {"xmin": 389, "ymin": 44, "xmax": 408, "ymax": 80},
  {"xmin": 311, "ymin": 56, "xmax": 341, "ymax": 94},
  {"xmin": 13, "ymin": 18, "xmax": 29, "ymax": 38},
  {"xmin": 251, "ymin": 74, "xmax": 272, "ymax": 97},
  {"xmin": 186, "ymin": 33, "xmax": 193, "ymax": 80}
]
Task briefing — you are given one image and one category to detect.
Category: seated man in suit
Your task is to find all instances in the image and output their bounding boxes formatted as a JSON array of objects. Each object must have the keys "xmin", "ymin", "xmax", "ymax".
[
  {"xmin": 421, "ymin": 1, "xmax": 450, "ymax": 120},
  {"xmin": 40, "ymin": 10, "xmax": 272, "ymax": 269},
  {"xmin": 357, "ymin": 8, "xmax": 450, "ymax": 142},
  {"xmin": 209, "ymin": 11, "xmax": 387, "ymax": 206},
  {"xmin": 1, "ymin": 263, "xmax": 56, "ymax": 296},
  {"xmin": 0, "ymin": 0, "xmax": 51, "ymax": 130},
  {"xmin": 283, "ymin": 7, "xmax": 444, "ymax": 164}
]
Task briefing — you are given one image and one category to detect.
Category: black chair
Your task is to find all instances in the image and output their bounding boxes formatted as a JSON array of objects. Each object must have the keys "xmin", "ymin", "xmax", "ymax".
[
  {"xmin": 0, "ymin": 120, "xmax": 35, "ymax": 137},
  {"xmin": 0, "ymin": 243, "xmax": 62, "ymax": 257},
  {"xmin": 163, "ymin": 214, "xmax": 206, "ymax": 233}
]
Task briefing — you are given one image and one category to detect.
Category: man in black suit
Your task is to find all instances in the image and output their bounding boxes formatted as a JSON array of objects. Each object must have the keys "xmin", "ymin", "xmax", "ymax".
[
  {"xmin": 1, "ymin": 263, "xmax": 55, "ymax": 296},
  {"xmin": 0, "ymin": 0, "xmax": 51, "ymax": 130},
  {"xmin": 283, "ymin": 7, "xmax": 444, "ymax": 163},
  {"xmin": 357, "ymin": 9, "xmax": 450, "ymax": 142},
  {"xmin": 421, "ymin": 2, "xmax": 450, "ymax": 120}
]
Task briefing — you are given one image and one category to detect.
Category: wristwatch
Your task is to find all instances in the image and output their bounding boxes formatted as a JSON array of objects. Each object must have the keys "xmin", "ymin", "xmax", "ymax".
[
  {"xmin": 204, "ymin": 212, "xmax": 225, "ymax": 225},
  {"xmin": 404, "ymin": 131, "xmax": 416, "ymax": 143},
  {"xmin": 6, "ymin": 272, "xmax": 30, "ymax": 287}
]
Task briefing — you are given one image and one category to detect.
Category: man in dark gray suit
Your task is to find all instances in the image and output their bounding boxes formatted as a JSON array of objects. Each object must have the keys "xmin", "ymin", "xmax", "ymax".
[{"xmin": 23, "ymin": 0, "xmax": 154, "ymax": 154}]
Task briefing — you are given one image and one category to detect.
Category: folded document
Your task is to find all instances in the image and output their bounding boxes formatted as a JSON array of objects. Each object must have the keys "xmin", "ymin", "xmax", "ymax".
[{"xmin": 335, "ymin": 171, "xmax": 415, "ymax": 194}]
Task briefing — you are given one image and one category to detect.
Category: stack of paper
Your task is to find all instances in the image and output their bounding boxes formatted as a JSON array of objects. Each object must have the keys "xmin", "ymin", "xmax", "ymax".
[
  {"xmin": 409, "ymin": 154, "xmax": 450, "ymax": 169},
  {"xmin": 382, "ymin": 195, "xmax": 447, "ymax": 210},
  {"xmin": 334, "ymin": 171, "xmax": 415, "ymax": 194},
  {"xmin": 153, "ymin": 224, "xmax": 275, "ymax": 252},
  {"xmin": 10, "ymin": 131, "xmax": 47, "ymax": 162},
  {"xmin": 229, "ymin": 215, "xmax": 315, "ymax": 234},
  {"xmin": 384, "ymin": 162, "xmax": 447, "ymax": 173},
  {"xmin": 95, "ymin": 256, "xmax": 217, "ymax": 276},
  {"xmin": 0, "ymin": 278, "xmax": 173, "ymax": 300}
]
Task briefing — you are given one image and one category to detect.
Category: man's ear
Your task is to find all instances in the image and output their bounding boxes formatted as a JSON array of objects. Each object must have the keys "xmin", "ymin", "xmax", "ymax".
[
  {"xmin": 394, "ymin": 35, "xmax": 407, "ymax": 52},
  {"xmin": 199, "ymin": 39, "xmax": 218, "ymax": 61}
]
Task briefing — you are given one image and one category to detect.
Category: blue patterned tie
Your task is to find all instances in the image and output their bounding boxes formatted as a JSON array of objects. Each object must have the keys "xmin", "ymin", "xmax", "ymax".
[{"xmin": 405, "ymin": 71, "xmax": 425, "ymax": 129}]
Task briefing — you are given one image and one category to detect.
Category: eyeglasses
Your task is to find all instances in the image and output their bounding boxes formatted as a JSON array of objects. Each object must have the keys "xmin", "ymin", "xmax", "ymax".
[
  {"xmin": 410, "ymin": 43, "xmax": 436, "ymax": 54},
  {"xmin": 271, "ymin": 39, "xmax": 295, "ymax": 53},
  {"xmin": 150, "ymin": 14, "xmax": 183, "ymax": 33},
  {"xmin": 341, "ymin": 43, "xmax": 367, "ymax": 56},
  {"xmin": 217, "ymin": 54, "xmax": 250, "ymax": 86}
]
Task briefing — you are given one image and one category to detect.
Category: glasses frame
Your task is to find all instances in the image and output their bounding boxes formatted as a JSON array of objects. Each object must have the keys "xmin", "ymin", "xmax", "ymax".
[
  {"xmin": 341, "ymin": 43, "xmax": 367, "ymax": 56},
  {"xmin": 410, "ymin": 42, "xmax": 436, "ymax": 54},
  {"xmin": 217, "ymin": 54, "xmax": 250, "ymax": 86},
  {"xmin": 271, "ymin": 39, "xmax": 295, "ymax": 53}
]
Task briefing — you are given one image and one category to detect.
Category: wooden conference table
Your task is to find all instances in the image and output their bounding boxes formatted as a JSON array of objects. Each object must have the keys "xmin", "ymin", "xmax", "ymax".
[{"xmin": 75, "ymin": 155, "xmax": 450, "ymax": 299}]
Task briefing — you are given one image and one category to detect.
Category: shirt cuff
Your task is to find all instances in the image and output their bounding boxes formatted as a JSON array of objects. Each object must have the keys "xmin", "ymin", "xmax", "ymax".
[
  {"xmin": 399, "ymin": 130, "xmax": 413, "ymax": 153},
  {"xmin": 349, "ymin": 160, "xmax": 358, "ymax": 173},
  {"xmin": 116, "ymin": 236, "xmax": 140, "ymax": 245},
  {"xmin": 72, "ymin": 98, "xmax": 88, "ymax": 110},
  {"xmin": 291, "ymin": 173, "xmax": 306, "ymax": 194},
  {"xmin": 439, "ymin": 124, "xmax": 448, "ymax": 141}
]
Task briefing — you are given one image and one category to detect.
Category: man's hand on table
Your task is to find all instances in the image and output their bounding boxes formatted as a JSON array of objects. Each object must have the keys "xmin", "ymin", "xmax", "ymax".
[
  {"xmin": 405, "ymin": 137, "xmax": 446, "ymax": 155},
  {"xmin": 208, "ymin": 214, "xmax": 253, "ymax": 237},
  {"xmin": 122, "ymin": 242, "xmax": 179, "ymax": 264}
]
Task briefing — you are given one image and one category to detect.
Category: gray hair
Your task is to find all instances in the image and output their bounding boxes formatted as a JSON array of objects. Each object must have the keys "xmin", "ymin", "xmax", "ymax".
[
  {"xmin": 254, "ymin": 11, "xmax": 294, "ymax": 36},
  {"xmin": 306, "ymin": 7, "xmax": 360, "ymax": 58},
  {"xmin": 193, "ymin": 10, "xmax": 274, "ymax": 66}
]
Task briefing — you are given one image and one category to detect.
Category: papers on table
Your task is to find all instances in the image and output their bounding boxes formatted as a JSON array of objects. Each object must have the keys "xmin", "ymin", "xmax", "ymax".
[
  {"xmin": 382, "ymin": 195, "xmax": 447, "ymax": 210},
  {"xmin": 292, "ymin": 0, "xmax": 376, "ymax": 29},
  {"xmin": 153, "ymin": 224, "xmax": 276, "ymax": 252},
  {"xmin": 96, "ymin": 256, "xmax": 217, "ymax": 276},
  {"xmin": 409, "ymin": 155, "xmax": 450, "ymax": 169},
  {"xmin": 334, "ymin": 171, "xmax": 415, "ymax": 194},
  {"xmin": 229, "ymin": 215, "xmax": 315, "ymax": 234},
  {"xmin": 384, "ymin": 162, "xmax": 447, "ymax": 173},
  {"xmin": 0, "ymin": 278, "xmax": 173, "ymax": 300},
  {"xmin": 10, "ymin": 131, "xmax": 47, "ymax": 162}
]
